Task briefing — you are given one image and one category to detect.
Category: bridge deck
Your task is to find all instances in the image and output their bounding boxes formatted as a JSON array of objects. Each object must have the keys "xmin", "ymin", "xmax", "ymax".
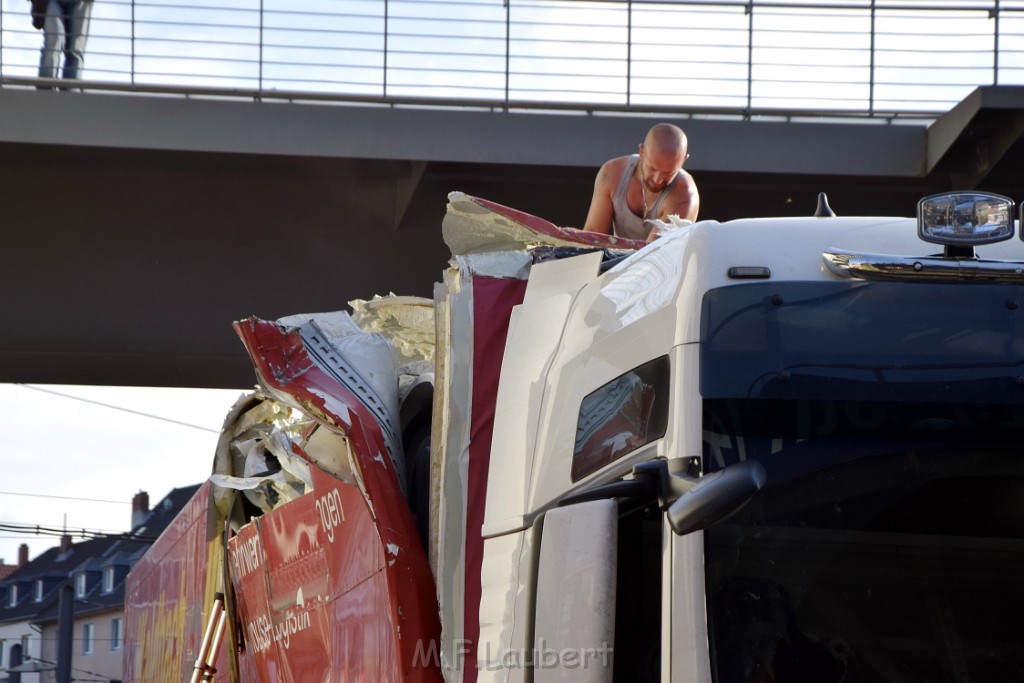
[{"xmin": 4, "ymin": 86, "xmax": 1023, "ymax": 388}]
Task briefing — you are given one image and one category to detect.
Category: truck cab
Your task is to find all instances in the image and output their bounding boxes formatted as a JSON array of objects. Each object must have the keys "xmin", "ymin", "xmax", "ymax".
[{"xmin": 443, "ymin": 190, "xmax": 1024, "ymax": 682}]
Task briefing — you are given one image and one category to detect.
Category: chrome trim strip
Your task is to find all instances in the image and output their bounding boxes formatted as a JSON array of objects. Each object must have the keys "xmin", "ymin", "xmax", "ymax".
[{"xmin": 823, "ymin": 249, "xmax": 1024, "ymax": 282}]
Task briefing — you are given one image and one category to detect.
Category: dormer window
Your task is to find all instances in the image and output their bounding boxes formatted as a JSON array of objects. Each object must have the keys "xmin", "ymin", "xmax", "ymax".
[
  {"xmin": 7, "ymin": 585, "xmax": 16, "ymax": 607},
  {"xmin": 75, "ymin": 573, "xmax": 87, "ymax": 598},
  {"xmin": 34, "ymin": 580, "xmax": 44, "ymax": 602},
  {"xmin": 103, "ymin": 567, "xmax": 114, "ymax": 593}
]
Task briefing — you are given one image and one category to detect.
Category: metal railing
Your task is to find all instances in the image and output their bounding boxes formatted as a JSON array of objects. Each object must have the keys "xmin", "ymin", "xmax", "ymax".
[{"xmin": 2, "ymin": 0, "xmax": 1023, "ymax": 116}]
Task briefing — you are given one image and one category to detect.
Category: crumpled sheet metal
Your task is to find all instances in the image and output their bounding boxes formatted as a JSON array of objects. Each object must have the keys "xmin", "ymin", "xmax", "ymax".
[
  {"xmin": 275, "ymin": 310, "xmax": 402, "ymax": 421},
  {"xmin": 442, "ymin": 191, "xmax": 646, "ymax": 256},
  {"xmin": 209, "ymin": 415, "xmax": 313, "ymax": 514},
  {"xmin": 233, "ymin": 312, "xmax": 409, "ymax": 500},
  {"xmin": 212, "ymin": 393, "xmax": 305, "ymax": 519},
  {"xmin": 252, "ymin": 310, "xmax": 408, "ymax": 494},
  {"xmin": 228, "ymin": 314, "xmax": 443, "ymax": 682}
]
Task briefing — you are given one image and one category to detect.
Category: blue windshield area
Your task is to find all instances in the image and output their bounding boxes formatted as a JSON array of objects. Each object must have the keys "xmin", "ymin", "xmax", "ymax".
[
  {"xmin": 701, "ymin": 282, "xmax": 1024, "ymax": 403},
  {"xmin": 701, "ymin": 283, "xmax": 1024, "ymax": 682},
  {"xmin": 701, "ymin": 397, "xmax": 1024, "ymax": 682}
]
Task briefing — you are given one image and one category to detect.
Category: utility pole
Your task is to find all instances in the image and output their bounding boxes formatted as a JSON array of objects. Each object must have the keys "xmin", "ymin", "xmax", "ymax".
[{"xmin": 56, "ymin": 583, "xmax": 73, "ymax": 683}]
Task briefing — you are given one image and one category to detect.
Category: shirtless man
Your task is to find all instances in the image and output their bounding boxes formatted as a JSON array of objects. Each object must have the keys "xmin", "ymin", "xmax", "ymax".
[{"xmin": 583, "ymin": 123, "xmax": 699, "ymax": 242}]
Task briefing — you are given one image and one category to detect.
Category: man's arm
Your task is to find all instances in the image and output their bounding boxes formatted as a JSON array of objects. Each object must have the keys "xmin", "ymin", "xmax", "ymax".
[
  {"xmin": 582, "ymin": 161, "xmax": 615, "ymax": 234},
  {"xmin": 660, "ymin": 171, "xmax": 700, "ymax": 223},
  {"xmin": 645, "ymin": 173, "xmax": 700, "ymax": 242}
]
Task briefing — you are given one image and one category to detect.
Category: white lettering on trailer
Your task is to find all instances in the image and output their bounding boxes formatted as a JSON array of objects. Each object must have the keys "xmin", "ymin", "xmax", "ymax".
[
  {"xmin": 231, "ymin": 535, "xmax": 262, "ymax": 578},
  {"xmin": 246, "ymin": 606, "xmax": 313, "ymax": 653},
  {"xmin": 247, "ymin": 614, "xmax": 273, "ymax": 654},
  {"xmin": 272, "ymin": 609, "xmax": 312, "ymax": 649},
  {"xmin": 315, "ymin": 488, "xmax": 345, "ymax": 543}
]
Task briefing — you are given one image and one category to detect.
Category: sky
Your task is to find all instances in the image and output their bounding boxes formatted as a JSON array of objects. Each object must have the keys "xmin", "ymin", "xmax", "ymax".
[
  {"xmin": 0, "ymin": 383, "xmax": 249, "ymax": 567},
  {"xmin": 0, "ymin": 0, "xmax": 1009, "ymax": 113}
]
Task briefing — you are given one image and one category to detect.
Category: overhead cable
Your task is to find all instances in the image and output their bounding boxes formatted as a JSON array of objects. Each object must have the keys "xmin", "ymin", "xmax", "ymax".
[
  {"xmin": 16, "ymin": 383, "xmax": 220, "ymax": 433},
  {"xmin": 0, "ymin": 521, "xmax": 157, "ymax": 543}
]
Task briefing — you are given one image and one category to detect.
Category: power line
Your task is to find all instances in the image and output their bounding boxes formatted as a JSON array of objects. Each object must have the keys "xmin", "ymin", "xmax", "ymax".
[
  {"xmin": 0, "ymin": 521, "xmax": 123, "ymax": 536},
  {"xmin": 0, "ymin": 522, "xmax": 157, "ymax": 543},
  {"xmin": 0, "ymin": 490, "xmax": 127, "ymax": 505},
  {"xmin": 16, "ymin": 383, "xmax": 220, "ymax": 434}
]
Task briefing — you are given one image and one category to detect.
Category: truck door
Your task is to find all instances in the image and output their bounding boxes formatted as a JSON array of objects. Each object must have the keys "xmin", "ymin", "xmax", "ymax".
[{"xmin": 534, "ymin": 496, "xmax": 664, "ymax": 682}]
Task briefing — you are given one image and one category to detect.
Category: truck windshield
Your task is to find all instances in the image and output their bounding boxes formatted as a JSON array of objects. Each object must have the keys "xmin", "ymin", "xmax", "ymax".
[
  {"xmin": 701, "ymin": 281, "xmax": 1024, "ymax": 403},
  {"xmin": 700, "ymin": 282, "xmax": 1024, "ymax": 683}
]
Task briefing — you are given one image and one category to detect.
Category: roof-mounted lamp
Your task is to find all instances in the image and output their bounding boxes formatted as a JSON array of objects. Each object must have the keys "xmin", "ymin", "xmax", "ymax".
[{"xmin": 917, "ymin": 192, "xmax": 1015, "ymax": 258}]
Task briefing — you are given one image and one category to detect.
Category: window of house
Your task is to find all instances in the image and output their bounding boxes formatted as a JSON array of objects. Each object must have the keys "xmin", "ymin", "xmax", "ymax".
[
  {"xmin": 572, "ymin": 356, "xmax": 671, "ymax": 482},
  {"xmin": 34, "ymin": 580, "xmax": 43, "ymax": 602},
  {"xmin": 82, "ymin": 623, "xmax": 94, "ymax": 655},
  {"xmin": 7, "ymin": 585, "xmax": 17, "ymax": 607},
  {"xmin": 110, "ymin": 617, "xmax": 123, "ymax": 651},
  {"xmin": 103, "ymin": 567, "xmax": 114, "ymax": 593},
  {"xmin": 75, "ymin": 573, "xmax": 87, "ymax": 598}
]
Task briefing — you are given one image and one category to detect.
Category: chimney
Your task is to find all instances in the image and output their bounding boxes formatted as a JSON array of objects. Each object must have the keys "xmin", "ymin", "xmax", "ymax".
[
  {"xmin": 18, "ymin": 543, "xmax": 29, "ymax": 567},
  {"xmin": 60, "ymin": 535, "xmax": 73, "ymax": 553},
  {"xmin": 132, "ymin": 491, "xmax": 150, "ymax": 529}
]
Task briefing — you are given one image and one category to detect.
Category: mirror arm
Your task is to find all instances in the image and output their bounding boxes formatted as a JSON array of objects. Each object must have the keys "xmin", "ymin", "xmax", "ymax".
[
  {"xmin": 558, "ymin": 457, "xmax": 701, "ymax": 509},
  {"xmin": 557, "ymin": 478, "xmax": 657, "ymax": 507}
]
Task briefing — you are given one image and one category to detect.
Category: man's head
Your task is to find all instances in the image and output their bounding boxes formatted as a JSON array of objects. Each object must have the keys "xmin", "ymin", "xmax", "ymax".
[{"xmin": 638, "ymin": 123, "xmax": 689, "ymax": 193}]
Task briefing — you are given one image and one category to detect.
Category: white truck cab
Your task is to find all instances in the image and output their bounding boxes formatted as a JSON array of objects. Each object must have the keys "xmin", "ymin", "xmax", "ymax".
[{"xmin": 435, "ymin": 191, "xmax": 1024, "ymax": 682}]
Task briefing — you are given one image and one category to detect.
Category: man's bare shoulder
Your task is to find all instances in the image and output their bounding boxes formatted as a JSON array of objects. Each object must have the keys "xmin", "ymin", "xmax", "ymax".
[
  {"xmin": 664, "ymin": 169, "xmax": 700, "ymax": 220},
  {"xmin": 596, "ymin": 155, "xmax": 632, "ymax": 188},
  {"xmin": 602, "ymin": 155, "xmax": 634, "ymax": 174},
  {"xmin": 669, "ymin": 169, "xmax": 698, "ymax": 197}
]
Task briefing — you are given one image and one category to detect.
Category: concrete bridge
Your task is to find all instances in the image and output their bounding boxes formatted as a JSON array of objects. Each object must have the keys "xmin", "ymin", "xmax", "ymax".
[{"xmin": 4, "ymin": 85, "xmax": 1024, "ymax": 388}]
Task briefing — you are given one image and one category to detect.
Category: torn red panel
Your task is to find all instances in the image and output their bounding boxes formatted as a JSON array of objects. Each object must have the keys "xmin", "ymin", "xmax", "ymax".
[
  {"xmin": 466, "ymin": 194, "xmax": 647, "ymax": 251},
  {"xmin": 228, "ymin": 317, "xmax": 442, "ymax": 682}
]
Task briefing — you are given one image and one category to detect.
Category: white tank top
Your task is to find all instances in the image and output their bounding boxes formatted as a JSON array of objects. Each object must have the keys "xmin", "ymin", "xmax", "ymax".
[{"xmin": 611, "ymin": 155, "xmax": 675, "ymax": 240}]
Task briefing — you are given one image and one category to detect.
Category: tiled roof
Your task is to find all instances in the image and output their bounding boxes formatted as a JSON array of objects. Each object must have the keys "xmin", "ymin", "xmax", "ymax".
[
  {"xmin": 131, "ymin": 484, "xmax": 202, "ymax": 542},
  {"xmin": 0, "ymin": 536, "xmax": 123, "ymax": 624}
]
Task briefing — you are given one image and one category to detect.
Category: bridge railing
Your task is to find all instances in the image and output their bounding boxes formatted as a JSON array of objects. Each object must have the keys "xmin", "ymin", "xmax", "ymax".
[{"xmin": 1, "ymin": 0, "xmax": 1021, "ymax": 116}]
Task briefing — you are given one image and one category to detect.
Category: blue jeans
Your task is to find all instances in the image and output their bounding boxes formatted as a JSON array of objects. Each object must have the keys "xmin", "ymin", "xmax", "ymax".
[{"xmin": 38, "ymin": 0, "xmax": 93, "ymax": 81}]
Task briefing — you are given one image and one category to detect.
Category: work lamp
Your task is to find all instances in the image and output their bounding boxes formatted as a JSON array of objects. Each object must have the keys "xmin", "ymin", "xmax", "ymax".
[{"xmin": 917, "ymin": 192, "xmax": 1015, "ymax": 248}]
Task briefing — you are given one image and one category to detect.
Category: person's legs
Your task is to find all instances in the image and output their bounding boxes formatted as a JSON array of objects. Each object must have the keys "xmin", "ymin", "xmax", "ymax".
[
  {"xmin": 61, "ymin": 0, "xmax": 93, "ymax": 81},
  {"xmin": 37, "ymin": 0, "xmax": 65, "ymax": 81}
]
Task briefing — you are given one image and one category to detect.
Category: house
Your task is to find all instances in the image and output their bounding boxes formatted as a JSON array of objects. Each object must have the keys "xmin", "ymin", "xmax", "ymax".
[
  {"xmin": 0, "ymin": 486, "xmax": 199, "ymax": 683},
  {"xmin": 0, "ymin": 545, "xmax": 30, "ymax": 682},
  {"xmin": 1, "ymin": 536, "xmax": 124, "ymax": 683}
]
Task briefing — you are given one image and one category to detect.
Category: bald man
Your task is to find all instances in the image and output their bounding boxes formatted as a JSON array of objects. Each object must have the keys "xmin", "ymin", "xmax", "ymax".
[{"xmin": 583, "ymin": 123, "xmax": 699, "ymax": 241}]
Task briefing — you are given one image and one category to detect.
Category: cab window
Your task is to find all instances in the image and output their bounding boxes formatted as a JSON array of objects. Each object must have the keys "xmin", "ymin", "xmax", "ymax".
[{"xmin": 572, "ymin": 356, "xmax": 670, "ymax": 481}]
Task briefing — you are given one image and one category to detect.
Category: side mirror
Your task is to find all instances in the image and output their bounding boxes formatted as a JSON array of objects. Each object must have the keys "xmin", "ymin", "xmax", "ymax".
[
  {"xmin": 667, "ymin": 459, "xmax": 766, "ymax": 536},
  {"xmin": 558, "ymin": 458, "xmax": 767, "ymax": 537}
]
